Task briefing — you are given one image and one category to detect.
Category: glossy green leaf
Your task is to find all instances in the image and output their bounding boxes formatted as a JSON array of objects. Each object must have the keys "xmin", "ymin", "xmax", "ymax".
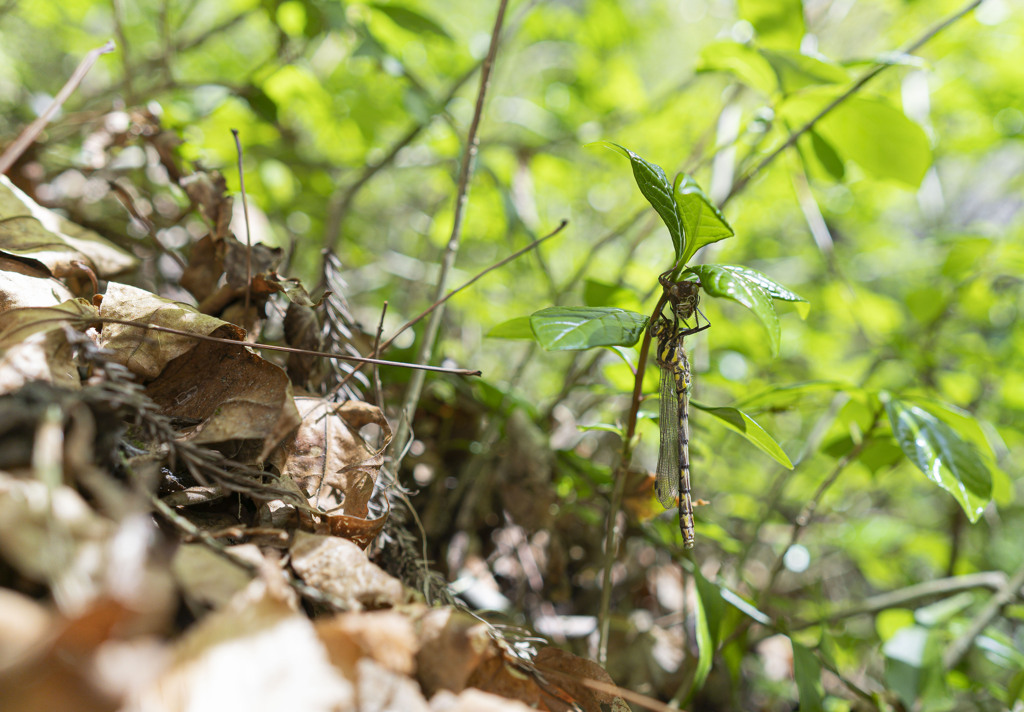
[
  {"xmin": 760, "ymin": 49, "xmax": 849, "ymax": 93},
  {"xmin": 720, "ymin": 587, "xmax": 772, "ymax": 625},
  {"xmin": 592, "ymin": 142, "xmax": 684, "ymax": 259},
  {"xmin": 791, "ymin": 642, "xmax": 824, "ymax": 712},
  {"xmin": 693, "ymin": 567, "xmax": 725, "ymax": 647},
  {"xmin": 529, "ymin": 306, "xmax": 648, "ymax": 351},
  {"xmin": 698, "ymin": 41, "xmax": 778, "ymax": 94},
  {"xmin": 367, "ymin": 3, "xmax": 451, "ymax": 39},
  {"xmin": 1007, "ymin": 669, "xmax": 1024, "ymax": 707},
  {"xmin": 582, "ymin": 278, "xmax": 630, "ymax": 307},
  {"xmin": 781, "ymin": 91, "xmax": 932, "ymax": 187},
  {"xmin": 738, "ymin": 0, "xmax": 805, "ymax": 50},
  {"xmin": 882, "ymin": 394, "xmax": 992, "ymax": 522},
  {"xmin": 687, "ymin": 264, "xmax": 781, "ymax": 355},
  {"xmin": 673, "ymin": 173, "xmax": 734, "ymax": 264},
  {"xmin": 883, "ymin": 625, "xmax": 932, "ymax": 708},
  {"xmin": 692, "ymin": 403, "xmax": 793, "ymax": 468},
  {"xmin": 487, "ymin": 316, "xmax": 535, "ymax": 340}
]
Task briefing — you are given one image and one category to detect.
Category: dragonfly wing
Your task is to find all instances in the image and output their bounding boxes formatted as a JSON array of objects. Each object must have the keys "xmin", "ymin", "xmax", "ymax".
[{"xmin": 655, "ymin": 363, "xmax": 680, "ymax": 509}]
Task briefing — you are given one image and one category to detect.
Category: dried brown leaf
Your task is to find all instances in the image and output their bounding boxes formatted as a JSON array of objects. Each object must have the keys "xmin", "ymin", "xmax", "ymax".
[
  {"xmin": 96, "ymin": 282, "xmax": 244, "ymax": 381},
  {"xmin": 179, "ymin": 234, "xmax": 224, "ymax": 303},
  {"xmin": 533, "ymin": 646, "xmax": 624, "ymax": 712},
  {"xmin": 415, "ymin": 607, "xmax": 494, "ymax": 697},
  {"xmin": 179, "ymin": 170, "xmax": 232, "ymax": 239},
  {"xmin": 429, "ymin": 688, "xmax": 538, "ymax": 712},
  {"xmin": 143, "ymin": 337, "xmax": 301, "ymax": 462},
  {"xmin": 0, "ymin": 258, "xmax": 73, "ymax": 312},
  {"xmin": 290, "ymin": 531, "xmax": 405, "ymax": 611},
  {"xmin": 269, "ymin": 396, "xmax": 389, "ymax": 516},
  {"xmin": 138, "ymin": 586, "xmax": 354, "ymax": 711},
  {"xmin": 224, "ymin": 236, "xmax": 282, "ymax": 289},
  {"xmin": 316, "ymin": 608, "xmax": 421, "ymax": 678}
]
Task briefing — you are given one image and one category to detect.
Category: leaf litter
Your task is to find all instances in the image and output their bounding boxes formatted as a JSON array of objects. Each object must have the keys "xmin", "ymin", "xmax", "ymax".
[{"xmin": 0, "ymin": 107, "xmax": 629, "ymax": 712}]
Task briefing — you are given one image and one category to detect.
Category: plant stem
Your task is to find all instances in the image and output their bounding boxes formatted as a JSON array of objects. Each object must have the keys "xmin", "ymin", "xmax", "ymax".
[{"xmin": 393, "ymin": 0, "xmax": 511, "ymax": 467}]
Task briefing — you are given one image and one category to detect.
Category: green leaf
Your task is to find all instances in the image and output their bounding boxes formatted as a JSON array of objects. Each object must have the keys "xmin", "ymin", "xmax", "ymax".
[
  {"xmin": 367, "ymin": 3, "xmax": 451, "ymax": 39},
  {"xmin": 698, "ymin": 41, "xmax": 778, "ymax": 94},
  {"xmin": 791, "ymin": 642, "xmax": 824, "ymax": 712},
  {"xmin": 693, "ymin": 567, "xmax": 725, "ymax": 647},
  {"xmin": 1007, "ymin": 669, "xmax": 1024, "ymax": 707},
  {"xmin": 692, "ymin": 403, "xmax": 793, "ymax": 468},
  {"xmin": 760, "ymin": 49, "xmax": 849, "ymax": 94},
  {"xmin": 673, "ymin": 173, "xmax": 734, "ymax": 264},
  {"xmin": 883, "ymin": 625, "xmax": 932, "ymax": 708},
  {"xmin": 687, "ymin": 264, "xmax": 781, "ymax": 355},
  {"xmin": 692, "ymin": 572, "xmax": 715, "ymax": 692},
  {"xmin": 720, "ymin": 587, "xmax": 772, "ymax": 626},
  {"xmin": 487, "ymin": 316, "xmax": 535, "ymax": 340},
  {"xmin": 780, "ymin": 91, "xmax": 932, "ymax": 187},
  {"xmin": 529, "ymin": 306, "xmax": 648, "ymax": 351},
  {"xmin": 582, "ymin": 278, "xmax": 630, "ymax": 307},
  {"xmin": 591, "ymin": 142, "xmax": 684, "ymax": 260},
  {"xmin": 737, "ymin": 0, "xmax": 805, "ymax": 50},
  {"xmin": 808, "ymin": 129, "xmax": 845, "ymax": 180},
  {"xmin": 882, "ymin": 394, "xmax": 992, "ymax": 522}
]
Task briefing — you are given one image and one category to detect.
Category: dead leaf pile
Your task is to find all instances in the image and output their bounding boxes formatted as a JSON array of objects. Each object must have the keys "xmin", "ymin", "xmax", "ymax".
[{"xmin": 0, "ymin": 110, "xmax": 629, "ymax": 712}]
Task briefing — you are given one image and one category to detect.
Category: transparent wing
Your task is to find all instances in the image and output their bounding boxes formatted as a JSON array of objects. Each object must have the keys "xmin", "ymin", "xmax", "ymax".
[{"xmin": 655, "ymin": 360, "xmax": 680, "ymax": 509}]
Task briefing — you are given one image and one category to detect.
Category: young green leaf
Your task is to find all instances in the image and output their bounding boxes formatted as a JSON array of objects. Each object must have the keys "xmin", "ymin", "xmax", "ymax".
[
  {"xmin": 487, "ymin": 316, "xmax": 535, "ymax": 340},
  {"xmin": 760, "ymin": 48, "xmax": 849, "ymax": 94},
  {"xmin": 882, "ymin": 394, "xmax": 992, "ymax": 522},
  {"xmin": 808, "ymin": 129, "xmax": 845, "ymax": 180},
  {"xmin": 791, "ymin": 642, "xmax": 825, "ymax": 712},
  {"xmin": 529, "ymin": 306, "xmax": 648, "ymax": 351},
  {"xmin": 687, "ymin": 264, "xmax": 781, "ymax": 355},
  {"xmin": 673, "ymin": 173, "xmax": 735, "ymax": 264},
  {"xmin": 737, "ymin": 0, "xmax": 805, "ymax": 50},
  {"xmin": 590, "ymin": 142, "xmax": 685, "ymax": 260},
  {"xmin": 691, "ymin": 403, "xmax": 793, "ymax": 468},
  {"xmin": 698, "ymin": 41, "xmax": 778, "ymax": 95},
  {"xmin": 367, "ymin": 3, "xmax": 451, "ymax": 39},
  {"xmin": 780, "ymin": 91, "xmax": 932, "ymax": 188}
]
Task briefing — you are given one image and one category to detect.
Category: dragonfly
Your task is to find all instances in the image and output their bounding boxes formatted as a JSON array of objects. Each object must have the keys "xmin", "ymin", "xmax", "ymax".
[{"xmin": 650, "ymin": 275, "xmax": 709, "ymax": 548}]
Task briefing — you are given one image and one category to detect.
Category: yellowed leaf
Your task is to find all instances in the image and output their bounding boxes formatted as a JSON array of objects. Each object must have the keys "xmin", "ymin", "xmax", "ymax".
[{"xmin": 0, "ymin": 175, "xmax": 135, "ymax": 278}]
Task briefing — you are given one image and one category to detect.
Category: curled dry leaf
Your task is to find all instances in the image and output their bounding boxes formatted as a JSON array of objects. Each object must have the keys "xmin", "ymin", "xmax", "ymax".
[
  {"xmin": 224, "ymin": 237, "xmax": 283, "ymax": 289},
  {"xmin": 415, "ymin": 607, "xmax": 494, "ymax": 697},
  {"xmin": 96, "ymin": 282, "xmax": 244, "ymax": 381},
  {"xmin": 316, "ymin": 608, "xmax": 421, "ymax": 679},
  {"xmin": 143, "ymin": 337, "xmax": 301, "ymax": 463},
  {"xmin": 270, "ymin": 396, "xmax": 390, "ymax": 517},
  {"xmin": 0, "ymin": 300, "xmax": 96, "ymax": 395},
  {"xmin": 0, "ymin": 175, "xmax": 136, "ymax": 278},
  {"xmin": 0, "ymin": 257, "xmax": 73, "ymax": 312},
  {"xmin": 283, "ymin": 302, "xmax": 322, "ymax": 387},
  {"xmin": 290, "ymin": 531, "xmax": 405, "ymax": 611},
  {"xmin": 179, "ymin": 170, "xmax": 232, "ymax": 239},
  {"xmin": 532, "ymin": 646, "xmax": 626, "ymax": 712},
  {"xmin": 179, "ymin": 234, "xmax": 222, "ymax": 303}
]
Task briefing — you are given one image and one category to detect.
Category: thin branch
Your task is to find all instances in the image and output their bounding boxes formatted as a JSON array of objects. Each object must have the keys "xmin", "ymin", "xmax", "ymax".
[
  {"xmin": 0, "ymin": 40, "xmax": 115, "ymax": 175},
  {"xmin": 322, "ymin": 62, "xmax": 481, "ymax": 254},
  {"xmin": 31, "ymin": 315, "xmax": 482, "ymax": 376},
  {"xmin": 331, "ymin": 219, "xmax": 565, "ymax": 397},
  {"xmin": 231, "ymin": 129, "xmax": 254, "ymax": 315},
  {"xmin": 393, "ymin": 0, "xmax": 511, "ymax": 465},
  {"xmin": 943, "ymin": 559, "xmax": 1024, "ymax": 670},
  {"xmin": 721, "ymin": 0, "xmax": 984, "ymax": 207}
]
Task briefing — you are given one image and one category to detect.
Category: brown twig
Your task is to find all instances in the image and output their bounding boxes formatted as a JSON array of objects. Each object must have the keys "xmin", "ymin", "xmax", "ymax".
[
  {"xmin": 0, "ymin": 40, "xmax": 116, "ymax": 175},
  {"xmin": 231, "ymin": 129, "xmax": 254, "ymax": 316},
  {"xmin": 393, "ymin": 0, "xmax": 512, "ymax": 465}
]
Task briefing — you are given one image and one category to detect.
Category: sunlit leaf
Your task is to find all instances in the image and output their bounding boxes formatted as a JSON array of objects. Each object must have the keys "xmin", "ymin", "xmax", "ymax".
[
  {"xmin": 791, "ymin": 642, "xmax": 824, "ymax": 712},
  {"xmin": 529, "ymin": 307, "xmax": 648, "ymax": 351},
  {"xmin": 367, "ymin": 3, "xmax": 451, "ymax": 39},
  {"xmin": 781, "ymin": 91, "xmax": 932, "ymax": 187},
  {"xmin": 692, "ymin": 572, "xmax": 715, "ymax": 693},
  {"xmin": 591, "ymin": 142, "xmax": 684, "ymax": 259},
  {"xmin": 738, "ymin": 0, "xmax": 805, "ymax": 50},
  {"xmin": 808, "ymin": 128, "xmax": 845, "ymax": 180},
  {"xmin": 687, "ymin": 264, "xmax": 781, "ymax": 355},
  {"xmin": 487, "ymin": 316, "xmax": 534, "ymax": 340},
  {"xmin": 692, "ymin": 403, "xmax": 793, "ymax": 468},
  {"xmin": 760, "ymin": 49, "xmax": 849, "ymax": 93},
  {"xmin": 698, "ymin": 41, "xmax": 777, "ymax": 94},
  {"xmin": 674, "ymin": 173, "xmax": 734, "ymax": 264},
  {"xmin": 882, "ymin": 394, "xmax": 992, "ymax": 522}
]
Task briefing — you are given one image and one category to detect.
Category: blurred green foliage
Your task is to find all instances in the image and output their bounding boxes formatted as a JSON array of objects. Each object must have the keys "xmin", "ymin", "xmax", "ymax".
[{"xmin": 2, "ymin": 0, "xmax": 1023, "ymax": 708}]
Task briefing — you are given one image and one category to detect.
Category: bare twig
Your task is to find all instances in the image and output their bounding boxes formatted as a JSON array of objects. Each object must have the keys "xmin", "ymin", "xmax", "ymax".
[
  {"xmin": 393, "ymin": 0, "xmax": 512, "ymax": 466},
  {"xmin": 0, "ymin": 40, "xmax": 115, "ymax": 175},
  {"xmin": 943, "ymin": 559, "xmax": 1024, "ymax": 670},
  {"xmin": 231, "ymin": 129, "xmax": 254, "ymax": 315}
]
